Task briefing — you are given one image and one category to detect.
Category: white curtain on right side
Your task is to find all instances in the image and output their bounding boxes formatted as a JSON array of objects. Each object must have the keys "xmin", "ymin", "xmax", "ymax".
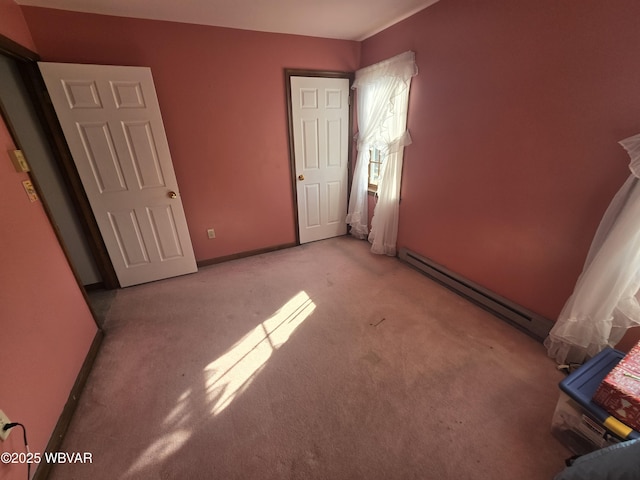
[
  {"xmin": 346, "ymin": 51, "xmax": 417, "ymax": 252},
  {"xmin": 544, "ymin": 133, "xmax": 640, "ymax": 364}
]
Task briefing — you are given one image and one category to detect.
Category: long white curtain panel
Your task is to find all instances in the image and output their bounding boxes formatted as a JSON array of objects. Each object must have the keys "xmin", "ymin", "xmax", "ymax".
[
  {"xmin": 346, "ymin": 51, "xmax": 417, "ymax": 255},
  {"xmin": 546, "ymin": 133, "xmax": 640, "ymax": 364}
]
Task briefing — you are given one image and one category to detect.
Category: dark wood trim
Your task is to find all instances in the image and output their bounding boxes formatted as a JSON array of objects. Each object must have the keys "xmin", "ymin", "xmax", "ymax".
[
  {"xmin": 284, "ymin": 70, "xmax": 300, "ymax": 245},
  {"xmin": 0, "ymin": 34, "xmax": 38, "ymax": 62},
  {"xmin": 285, "ymin": 69, "xmax": 356, "ymax": 80},
  {"xmin": 83, "ymin": 282, "xmax": 107, "ymax": 291},
  {"xmin": 0, "ymin": 31, "xmax": 119, "ymax": 289},
  {"xmin": 32, "ymin": 329, "xmax": 104, "ymax": 480},
  {"xmin": 197, "ymin": 242, "xmax": 297, "ymax": 267},
  {"xmin": 284, "ymin": 69, "xmax": 355, "ymax": 246}
]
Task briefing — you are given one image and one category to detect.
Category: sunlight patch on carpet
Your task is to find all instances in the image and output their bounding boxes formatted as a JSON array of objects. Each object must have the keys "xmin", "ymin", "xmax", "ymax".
[
  {"xmin": 204, "ymin": 290, "xmax": 315, "ymax": 415},
  {"xmin": 124, "ymin": 429, "xmax": 191, "ymax": 477},
  {"xmin": 123, "ymin": 292, "xmax": 315, "ymax": 478}
]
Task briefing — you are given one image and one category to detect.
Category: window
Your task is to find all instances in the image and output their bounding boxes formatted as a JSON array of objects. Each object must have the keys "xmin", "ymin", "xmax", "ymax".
[
  {"xmin": 346, "ymin": 50, "xmax": 417, "ymax": 252},
  {"xmin": 368, "ymin": 148, "xmax": 382, "ymax": 192}
]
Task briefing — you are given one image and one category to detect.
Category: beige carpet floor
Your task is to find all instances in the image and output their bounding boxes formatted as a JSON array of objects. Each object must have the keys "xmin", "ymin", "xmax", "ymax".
[{"xmin": 52, "ymin": 236, "xmax": 570, "ymax": 479}]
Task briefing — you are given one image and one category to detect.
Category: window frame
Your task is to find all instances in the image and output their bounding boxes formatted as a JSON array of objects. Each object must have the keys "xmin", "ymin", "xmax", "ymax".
[{"xmin": 368, "ymin": 147, "xmax": 382, "ymax": 193}]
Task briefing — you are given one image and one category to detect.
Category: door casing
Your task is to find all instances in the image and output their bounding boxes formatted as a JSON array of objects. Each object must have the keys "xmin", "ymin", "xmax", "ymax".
[{"xmin": 0, "ymin": 34, "xmax": 118, "ymax": 289}]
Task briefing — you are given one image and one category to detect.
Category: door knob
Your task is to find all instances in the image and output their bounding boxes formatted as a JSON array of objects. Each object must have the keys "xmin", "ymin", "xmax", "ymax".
[
  {"xmin": 298, "ymin": 174, "xmax": 305, "ymax": 181},
  {"xmin": 168, "ymin": 191, "xmax": 177, "ymax": 199}
]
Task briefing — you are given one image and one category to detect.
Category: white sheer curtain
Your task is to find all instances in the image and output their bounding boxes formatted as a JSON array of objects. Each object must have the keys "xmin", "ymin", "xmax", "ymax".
[
  {"xmin": 346, "ymin": 51, "xmax": 417, "ymax": 253},
  {"xmin": 545, "ymin": 133, "xmax": 640, "ymax": 364}
]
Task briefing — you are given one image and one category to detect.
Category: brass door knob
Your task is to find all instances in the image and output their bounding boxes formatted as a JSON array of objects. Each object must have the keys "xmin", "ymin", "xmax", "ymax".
[
  {"xmin": 168, "ymin": 191, "xmax": 177, "ymax": 199},
  {"xmin": 298, "ymin": 174, "xmax": 305, "ymax": 181}
]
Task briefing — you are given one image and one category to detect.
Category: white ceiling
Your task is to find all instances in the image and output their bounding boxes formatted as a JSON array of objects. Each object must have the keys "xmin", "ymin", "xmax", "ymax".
[{"xmin": 15, "ymin": 0, "xmax": 440, "ymax": 41}]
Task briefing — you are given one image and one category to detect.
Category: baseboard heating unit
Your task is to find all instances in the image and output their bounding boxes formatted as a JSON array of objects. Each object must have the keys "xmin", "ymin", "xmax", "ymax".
[{"xmin": 398, "ymin": 248, "xmax": 554, "ymax": 342}]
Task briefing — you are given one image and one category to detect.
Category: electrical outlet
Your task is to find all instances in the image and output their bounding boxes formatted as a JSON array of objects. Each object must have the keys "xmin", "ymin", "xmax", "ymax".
[
  {"xmin": 0, "ymin": 410, "xmax": 11, "ymax": 441},
  {"xmin": 207, "ymin": 228, "xmax": 216, "ymax": 239}
]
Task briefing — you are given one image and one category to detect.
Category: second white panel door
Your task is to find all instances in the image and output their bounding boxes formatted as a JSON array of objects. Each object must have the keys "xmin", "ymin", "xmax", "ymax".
[{"xmin": 291, "ymin": 76, "xmax": 349, "ymax": 244}]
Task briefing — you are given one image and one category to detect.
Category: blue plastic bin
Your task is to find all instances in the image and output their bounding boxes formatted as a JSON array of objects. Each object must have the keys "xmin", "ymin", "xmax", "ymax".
[{"xmin": 559, "ymin": 347, "xmax": 640, "ymax": 441}]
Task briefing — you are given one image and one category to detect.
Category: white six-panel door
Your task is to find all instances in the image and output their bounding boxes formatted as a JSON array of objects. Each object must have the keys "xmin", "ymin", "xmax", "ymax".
[
  {"xmin": 39, "ymin": 62, "xmax": 197, "ymax": 287},
  {"xmin": 291, "ymin": 76, "xmax": 349, "ymax": 244}
]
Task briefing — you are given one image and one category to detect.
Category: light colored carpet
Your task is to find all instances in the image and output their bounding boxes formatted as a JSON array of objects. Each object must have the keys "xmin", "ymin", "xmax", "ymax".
[{"xmin": 50, "ymin": 236, "xmax": 569, "ymax": 479}]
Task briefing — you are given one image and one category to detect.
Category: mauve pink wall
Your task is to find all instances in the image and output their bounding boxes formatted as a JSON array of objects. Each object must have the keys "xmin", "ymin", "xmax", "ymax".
[
  {"xmin": 21, "ymin": 7, "xmax": 360, "ymax": 261},
  {"xmin": 0, "ymin": 0, "xmax": 35, "ymax": 50},
  {"xmin": 361, "ymin": 0, "xmax": 640, "ymax": 321},
  {"xmin": 0, "ymin": 3, "xmax": 97, "ymax": 476}
]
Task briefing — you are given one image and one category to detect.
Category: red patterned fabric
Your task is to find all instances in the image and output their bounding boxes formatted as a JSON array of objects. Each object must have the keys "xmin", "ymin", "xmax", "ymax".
[{"xmin": 594, "ymin": 342, "xmax": 640, "ymax": 431}]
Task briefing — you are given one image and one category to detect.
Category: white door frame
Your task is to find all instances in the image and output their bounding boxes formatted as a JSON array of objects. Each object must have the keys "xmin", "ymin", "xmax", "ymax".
[{"xmin": 285, "ymin": 69, "xmax": 354, "ymax": 245}]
